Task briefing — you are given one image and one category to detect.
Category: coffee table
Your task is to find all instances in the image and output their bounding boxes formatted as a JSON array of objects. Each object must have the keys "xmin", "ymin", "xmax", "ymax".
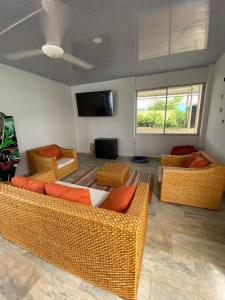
[{"xmin": 96, "ymin": 163, "xmax": 129, "ymax": 187}]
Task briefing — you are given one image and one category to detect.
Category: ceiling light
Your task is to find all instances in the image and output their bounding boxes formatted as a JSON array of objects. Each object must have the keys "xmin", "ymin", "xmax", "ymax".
[
  {"xmin": 93, "ymin": 37, "xmax": 103, "ymax": 44},
  {"xmin": 42, "ymin": 44, "xmax": 64, "ymax": 59}
]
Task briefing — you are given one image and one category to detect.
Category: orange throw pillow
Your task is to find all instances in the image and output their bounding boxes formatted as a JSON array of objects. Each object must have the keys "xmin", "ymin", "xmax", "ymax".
[
  {"xmin": 37, "ymin": 146, "xmax": 62, "ymax": 159},
  {"xmin": 189, "ymin": 156, "xmax": 209, "ymax": 168},
  {"xmin": 45, "ymin": 183, "xmax": 91, "ymax": 205},
  {"xmin": 100, "ymin": 185, "xmax": 137, "ymax": 213},
  {"xmin": 182, "ymin": 152, "xmax": 200, "ymax": 168},
  {"xmin": 11, "ymin": 176, "xmax": 46, "ymax": 194}
]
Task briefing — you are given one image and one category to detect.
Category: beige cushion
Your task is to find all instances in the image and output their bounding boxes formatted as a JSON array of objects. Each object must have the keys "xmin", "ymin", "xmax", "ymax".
[
  {"xmin": 57, "ymin": 158, "xmax": 74, "ymax": 169},
  {"xmin": 158, "ymin": 166, "xmax": 163, "ymax": 182},
  {"xmin": 55, "ymin": 181, "xmax": 109, "ymax": 207}
]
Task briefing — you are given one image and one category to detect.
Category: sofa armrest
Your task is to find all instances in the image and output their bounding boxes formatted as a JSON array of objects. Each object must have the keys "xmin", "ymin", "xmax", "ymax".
[
  {"xmin": 161, "ymin": 165, "xmax": 225, "ymax": 209},
  {"xmin": 162, "ymin": 165, "xmax": 221, "ymax": 185},
  {"xmin": 161, "ymin": 154, "xmax": 188, "ymax": 167},
  {"xmin": 29, "ymin": 169, "xmax": 56, "ymax": 182},
  {"xmin": 126, "ymin": 183, "xmax": 150, "ymax": 217},
  {"xmin": 60, "ymin": 147, "xmax": 77, "ymax": 160},
  {"xmin": 33, "ymin": 153, "xmax": 57, "ymax": 172}
]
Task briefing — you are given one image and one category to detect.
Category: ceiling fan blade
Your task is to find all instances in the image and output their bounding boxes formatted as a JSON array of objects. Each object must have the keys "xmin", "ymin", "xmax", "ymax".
[
  {"xmin": 62, "ymin": 53, "xmax": 95, "ymax": 70},
  {"xmin": 4, "ymin": 49, "xmax": 43, "ymax": 61},
  {"xmin": 41, "ymin": 0, "xmax": 70, "ymax": 46},
  {"xmin": 0, "ymin": 8, "xmax": 43, "ymax": 36}
]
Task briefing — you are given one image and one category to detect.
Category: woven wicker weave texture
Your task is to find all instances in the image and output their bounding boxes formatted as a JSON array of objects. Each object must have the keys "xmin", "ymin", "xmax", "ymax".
[
  {"xmin": 27, "ymin": 145, "xmax": 78, "ymax": 180},
  {"xmin": 0, "ymin": 169, "xmax": 150, "ymax": 300},
  {"xmin": 160, "ymin": 151, "xmax": 225, "ymax": 210},
  {"xmin": 96, "ymin": 163, "xmax": 129, "ymax": 187}
]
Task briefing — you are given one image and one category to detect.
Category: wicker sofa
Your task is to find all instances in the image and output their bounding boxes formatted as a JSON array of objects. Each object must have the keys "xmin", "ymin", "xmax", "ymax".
[
  {"xmin": 27, "ymin": 144, "xmax": 78, "ymax": 179},
  {"xmin": 159, "ymin": 152, "xmax": 225, "ymax": 210},
  {"xmin": 0, "ymin": 169, "xmax": 150, "ymax": 300}
]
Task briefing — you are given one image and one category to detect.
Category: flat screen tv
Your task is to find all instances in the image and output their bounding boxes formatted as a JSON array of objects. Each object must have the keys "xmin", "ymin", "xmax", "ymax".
[{"xmin": 76, "ymin": 90, "xmax": 113, "ymax": 116}]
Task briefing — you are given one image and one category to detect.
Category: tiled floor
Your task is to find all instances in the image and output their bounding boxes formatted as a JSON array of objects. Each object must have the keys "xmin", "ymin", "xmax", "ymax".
[{"xmin": 0, "ymin": 153, "xmax": 225, "ymax": 300}]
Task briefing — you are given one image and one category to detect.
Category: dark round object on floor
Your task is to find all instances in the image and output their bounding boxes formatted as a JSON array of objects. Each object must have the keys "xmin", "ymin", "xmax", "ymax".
[{"xmin": 131, "ymin": 156, "xmax": 149, "ymax": 163}]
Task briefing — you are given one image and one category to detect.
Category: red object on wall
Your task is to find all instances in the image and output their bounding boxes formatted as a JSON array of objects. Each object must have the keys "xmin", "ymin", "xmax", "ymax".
[{"xmin": 171, "ymin": 145, "xmax": 198, "ymax": 155}]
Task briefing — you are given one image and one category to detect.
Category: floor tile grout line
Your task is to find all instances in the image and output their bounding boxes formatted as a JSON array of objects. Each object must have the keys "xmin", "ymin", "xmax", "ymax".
[
  {"xmin": 20, "ymin": 271, "xmax": 45, "ymax": 300},
  {"xmin": 147, "ymin": 277, "xmax": 200, "ymax": 299},
  {"xmin": 193, "ymin": 260, "xmax": 203, "ymax": 300}
]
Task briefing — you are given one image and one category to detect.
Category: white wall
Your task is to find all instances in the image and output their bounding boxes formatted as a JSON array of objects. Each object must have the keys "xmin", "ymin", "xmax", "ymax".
[
  {"xmin": 135, "ymin": 68, "xmax": 208, "ymax": 90},
  {"xmin": 0, "ymin": 63, "xmax": 75, "ymax": 175},
  {"xmin": 204, "ymin": 53, "xmax": 225, "ymax": 162},
  {"xmin": 71, "ymin": 78, "xmax": 135, "ymax": 156},
  {"xmin": 71, "ymin": 67, "xmax": 211, "ymax": 157}
]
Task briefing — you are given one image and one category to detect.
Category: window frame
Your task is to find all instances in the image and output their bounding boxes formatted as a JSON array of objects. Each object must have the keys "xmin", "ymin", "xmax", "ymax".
[{"xmin": 135, "ymin": 82, "xmax": 206, "ymax": 136}]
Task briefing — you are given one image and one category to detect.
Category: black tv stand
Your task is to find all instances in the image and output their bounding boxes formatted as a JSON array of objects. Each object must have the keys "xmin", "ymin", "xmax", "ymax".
[{"xmin": 95, "ymin": 138, "xmax": 118, "ymax": 159}]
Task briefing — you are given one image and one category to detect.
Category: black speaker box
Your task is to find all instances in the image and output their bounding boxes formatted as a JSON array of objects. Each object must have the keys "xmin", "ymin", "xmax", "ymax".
[{"xmin": 95, "ymin": 138, "xmax": 118, "ymax": 159}]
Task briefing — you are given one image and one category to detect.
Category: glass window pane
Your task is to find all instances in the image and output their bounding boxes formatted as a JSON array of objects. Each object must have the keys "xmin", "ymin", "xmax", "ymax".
[
  {"xmin": 137, "ymin": 89, "xmax": 166, "ymax": 134},
  {"xmin": 165, "ymin": 84, "xmax": 203, "ymax": 134}
]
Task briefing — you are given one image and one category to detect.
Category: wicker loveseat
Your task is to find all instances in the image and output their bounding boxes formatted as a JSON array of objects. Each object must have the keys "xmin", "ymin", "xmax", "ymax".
[
  {"xmin": 27, "ymin": 144, "xmax": 78, "ymax": 179},
  {"xmin": 0, "ymin": 169, "xmax": 150, "ymax": 300},
  {"xmin": 159, "ymin": 152, "xmax": 225, "ymax": 210}
]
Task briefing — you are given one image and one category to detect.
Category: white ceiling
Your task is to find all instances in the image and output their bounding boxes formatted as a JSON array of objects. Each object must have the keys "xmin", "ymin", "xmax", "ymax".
[
  {"xmin": 0, "ymin": 0, "xmax": 225, "ymax": 85},
  {"xmin": 138, "ymin": 0, "xmax": 209, "ymax": 60}
]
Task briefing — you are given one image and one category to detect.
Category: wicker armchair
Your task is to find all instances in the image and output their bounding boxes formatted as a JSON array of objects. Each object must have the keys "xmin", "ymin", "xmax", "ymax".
[
  {"xmin": 0, "ymin": 169, "xmax": 150, "ymax": 300},
  {"xmin": 159, "ymin": 152, "xmax": 225, "ymax": 210},
  {"xmin": 27, "ymin": 144, "xmax": 78, "ymax": 179}
]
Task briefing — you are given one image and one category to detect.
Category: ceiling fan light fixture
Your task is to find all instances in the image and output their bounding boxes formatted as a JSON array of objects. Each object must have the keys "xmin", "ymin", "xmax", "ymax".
[
  {"xmin": 42, "ymin": 44, "xmax": 64, "ymax": 58},
  {"xmin": 93, "ymin": 37, "xmax": 103, "ymax": 44}
]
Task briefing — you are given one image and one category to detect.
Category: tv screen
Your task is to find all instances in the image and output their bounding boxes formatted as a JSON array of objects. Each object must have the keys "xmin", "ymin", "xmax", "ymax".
[{"xmin": 76, "ymin": 90, "xmax": 113, "ymax": 116}]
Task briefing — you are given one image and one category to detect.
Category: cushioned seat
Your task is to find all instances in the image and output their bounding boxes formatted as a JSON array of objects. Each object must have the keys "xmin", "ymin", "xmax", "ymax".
[
  {"xmin": 55, "ymin": 181, "xmax": 109, "ymax": 207},
  {"xmin": 57, "ymin": 158, "xmax": 74, "ymax": 169}
]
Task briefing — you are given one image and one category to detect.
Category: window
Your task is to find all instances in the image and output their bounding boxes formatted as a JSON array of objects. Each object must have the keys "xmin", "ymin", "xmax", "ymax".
[{"xmin": 136, "ymin": 84, "xmax": 204, "ymax": 135}]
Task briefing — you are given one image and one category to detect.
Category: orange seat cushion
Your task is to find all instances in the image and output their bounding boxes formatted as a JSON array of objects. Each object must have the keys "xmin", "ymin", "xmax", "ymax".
[
  {"xmin": 189, "ymin": 156, "xmax": 209, "ymax": 168},
  {"xmin": 37, "ymin": 146, "xmax": 62, "ymax": 159},
  {"xmin": 182, "ymin": 152, "xmax": 200, "ymax": 168},
  {"xmin": 45, "ymin": 183, "xmax": 91, "ymax": 205},
  {"xmin": 11, "ymin": 176, "xmax": 46, "ymax": 194},
  {"xmin": 100, "ymin": 185, "xmax": 137, "ymax": 213}
]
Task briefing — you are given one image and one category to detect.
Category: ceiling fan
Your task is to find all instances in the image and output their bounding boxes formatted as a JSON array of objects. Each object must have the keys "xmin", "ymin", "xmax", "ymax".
[{"xmin": 1, "ymin": 0, "xmax": 94, "ymax": 70}]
